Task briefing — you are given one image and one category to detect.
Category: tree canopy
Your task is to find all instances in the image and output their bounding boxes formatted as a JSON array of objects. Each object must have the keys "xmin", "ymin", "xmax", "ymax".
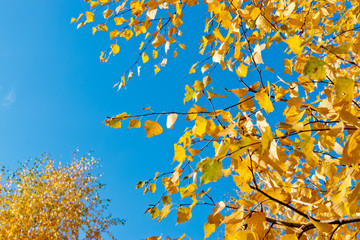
[
  {"xmin": 74, "ymin": 0, "xmax": 360, "ymax": 239},
  {"xmin": 0, "ymin": 154, "xmax": 123, "ymax": 239}
]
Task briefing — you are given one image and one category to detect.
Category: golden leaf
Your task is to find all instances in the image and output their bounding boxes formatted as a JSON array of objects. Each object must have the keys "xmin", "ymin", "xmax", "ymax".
[
  {"xmin": 176, "ymin": 206, "xmax": 192, "ymax": 223},
  {"xmin": 174, "ymin": 144, "xmax": 186, "ymax": 162},
  {"xmin": 142, "ymin": 52, "xmax": 149, "ymax": 63},
  {"xmin": 111, "ymin": 44, "xmax": 120, "ymax": 55},
  {"xmin": 284, "ymin": 58, "xmax": 293, "ymax": 75},
  {"xmin": 234, "ymin": 230, "xmax": 257, "ymax": 240},
  {"xmin": 102, "ymin": 9, "xmax": 113, "ymax": 19},
  {"xmin": 154, "ymin": 65, "xmax": 160, "ymax": 74},
  {"xmin": 85, "ymin": 12, "xmax": 94, "ymax": 22},
  {"xmin": 144, "ymin": 120, "xmax": 163, "ymax": 138},
  {"xmin": 129, "ymin": 119, "xmax": 141, "ymax": 129},
  {"xmin": 105, "ymin": 118, "xmax": 121, "ymax": 129},
  {"xmin": 236, "ymin": 63, "xmax": 248, "ymax": 78},
  {"xmin": 341, "ymin": 128, "xmax": 360, "ymax": 165},
  {"xmin": 189, "ymin": 62, "xmax": 198, "ymax": 74},
  {"xmin": 204, "ymin": 223, "xmax": 216, "ymax": 239},
  {"xmin": 98, "ymin": 24, "xmax": 108, "ymax": 31},
  {"xmin": 114, "ymin": 17, "xmax": 128, "ymax": 25},
  {"xmin": 255, "ymin": 92, "xmax": 274, "ymax": 114},
  {"xmin": 281, "ymin": 234, "xmax": 298, "ymax": 240},
  {"xmin": 310, "ymin": 219, "xmax": 334, "ymax": 233},
  {"xmin": 158, "ymin": 204, "xmax": 171, "ymax": 221},
  {"xmin": 90, "ymin": 1, "xmax": 99, "ymax": 8},
  {"xmin": 149, "ymin": 183, "xmax": 156, "ymax": 193},
  {"xmin": 152, "ymin": 50, "xmax": 158, "ymax": 59},
  {"xmin": 284, "ymin": 35, "xmax": 303, "ymax": 55}
]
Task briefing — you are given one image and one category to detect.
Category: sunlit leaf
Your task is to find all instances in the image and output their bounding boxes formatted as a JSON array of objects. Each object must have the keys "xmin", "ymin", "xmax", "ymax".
[
  {"xmin": 176, "ymin": 206, "xmax": 192, "ymax": 223},
  {"xmin": 144, "ymin": 120, "xmax": 163, "ymax": 138},
  {"xmin": 200, "ymin": 157, "xmax": 222, "ymax": 185}
]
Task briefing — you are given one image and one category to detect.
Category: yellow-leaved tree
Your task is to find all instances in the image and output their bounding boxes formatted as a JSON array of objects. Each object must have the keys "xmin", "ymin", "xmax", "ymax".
[
  {"xmin": 0, "ymin": 154, "xmax": 123, "ymax": 239},
  {"xmin": 75, "ymin": 0, "xmax": 360, "ymax": 239}
]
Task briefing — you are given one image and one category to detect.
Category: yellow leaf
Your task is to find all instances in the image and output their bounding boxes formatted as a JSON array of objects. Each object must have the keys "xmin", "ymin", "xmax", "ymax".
[
  {"xmin": 123, "ymin": 29, "xmax": 133, "ymax": 40},
  {"xmin": 152, "ymin": 36, "xmax": 166, "ymax": 48},
  {"xmin": 335, "ymin": 77, "xmax": 354, "ymax": 105},
  {"xmin": 166, "ymin": 113, "xmax": 178, "ymax": 129},
  {"xmin": 250, "ymin": 7, "xmax": 261, "ymax": 20},
  {"xmin": 310, "ymin": 219, "xmax": 334, "ymax": 233},
  {"xmin": 174, "ymin": 50, "xmax": 178, "ymax": 58},
  {"xmin": 261, "ymin": 126, "xmax": 273, "ymax": 155},
  {"xmin": 284, "ymin": 58, "xmax": 293, "ymax": 75},
  {"xmin": 180, "ymin": 183, "xmax": 196, "ymax": 198},
  {"xmin": 116, "ymin": 112, "xmax": 130, "ymax": 120},
  {"xmin": 234, "ymin": 230, "xmax": 257, "ymax": 240},
  {"xmin": 201, "ymin": 63, "xmax": 211, "ymax": 73},
  {"xmin": 236, "ymin": 64, "xmax": 248, "ymax": 78},
  {"xmin": 174, "ymin": 144, "xmax": 186, "ymax": 162},
  {"xmin": 194, "ymin": 117, "xmax": 208, "ymax": 138},
  {"xmin": 114, "ymin": 17, "xmax": 128, "ymax": 25},
  {"xmin": 231, "ymin": 88, "xmax": 248, "ymax": 98},
  {"xmin": 150, "ymin": 207, "xmax": 159, "ymax": 219},
  {"xmin": 281, "ymin": 234, "xmax": 298, "ymax": 240},
  {"xmin": 303, "ymin": 57, "xmax": 326, "ymax": 80},
  {"xmin": 149, "ymin": 183, "xmax": 156, "ymax": 193},
  {"xmin": 207, "ymin": 90, "xmax": 226, "ymax": 99},
  {"xmin": 144, "ymin": 120, "xmax": 163, "ymax": 138},
  {"xmin": 147, "ymin": 237, "xmax": 161, "ymax": 240},
  {"xmin": 70, "ymin": 17, "xmax": 76, "ymax": 23},
  {"xmin": 188, "ymin": 148, "xmax": 200, "ymax": 156},
  {"xmin": 86, "ymin": 12, "xmax": 94, "ymax": 22},
  {"xmin": 111, "ymin": 44, "xmax": 120, "ymax": 55},
  {"xmin": 189, "ymin": 62, "xmax": 198, "ymax": 74},
  {"xmin": 142, "ymin": 52, "xmax": 149, "ymax": 63},
  {"xmin": 129, "ymin": 119, "xmax": 141, "ymax": 129},
  {"xmin": 255, "ymin": 92, "xmax": 274, "ymax": 114},
  {"xmin": 103, "ymin": 9, "xmax": 113, "ymax": 19},
  {"xmin": 77, "ymin": 22, "xmax": 85, "ymax": 29},
  {"xmin": 105, "ymin": 118, "xmax": 121, "ymax": 129},
  {"xmin": 176, "ymin": 206, "xmax": 192, "ymax": 223},
  {"xmin": 341, "ymin": 128, "xmax": 360, "ymax": 165},
  {"xmin": 179, "ymin": 43, "xmax": 186, "ymax": 49},
  {"xmin": 172, "ymin": 17, "xmax": 183, "ymax": 27},
  {"xmin": 90, "ymin": 1, "xmax": 99, "ymax": 8},
  {"xmin": 153, "ymin": 50, "xmax": 158, "ymax": 59},
  {"xmin": 98, "ymin": 24, "xmax": 108, "ymax": 31},
  {"xmin": 154, "ymin": 65, "xmax": 160, "ymax": 74},
  {"xmin": 110, "ymin": 30, "xmax": 119, "ymax": 39},
  {"xmin": 284, "ymin": 35, "xmax": 303, "ymax": 55},
  {"xmin": 204, "ymin": 223, "xmax": 216, "ymax": 239},
  {"xmin": 158, "ymin": 204, "xmax": 171, "ymax": 221}
]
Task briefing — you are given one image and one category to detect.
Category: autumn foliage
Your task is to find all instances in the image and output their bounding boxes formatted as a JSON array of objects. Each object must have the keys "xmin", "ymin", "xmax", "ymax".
[
  {"xmin": 0, "ymin": 155, "xmax": 123, "ymax": 239},
  {"xmin": 75, "ymin": 0, "xmax": 360, "ymax": 239}
]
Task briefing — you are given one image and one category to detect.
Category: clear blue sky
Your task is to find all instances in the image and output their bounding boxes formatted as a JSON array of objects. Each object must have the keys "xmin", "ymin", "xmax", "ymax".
[{"xmin": 0, "ymin": 1, "xmax": 286, "ymax": 239}]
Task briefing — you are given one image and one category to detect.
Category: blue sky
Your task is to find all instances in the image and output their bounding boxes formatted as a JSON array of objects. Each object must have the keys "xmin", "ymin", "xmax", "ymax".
[
  {"xmin": 0, "ymin": 1, "xmax": 288, "ymax": 239},
  {"xmin": 0, "ymin": 1, "xmax": 211, "ymax": 239}
]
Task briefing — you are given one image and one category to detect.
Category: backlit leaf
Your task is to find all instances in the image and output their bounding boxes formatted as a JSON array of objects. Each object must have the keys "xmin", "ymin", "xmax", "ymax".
[
  {"xmin": 166, "ymin": 113, "xmax": 178, "ymax": 129},
  {"xmin": 303, "ymin": 57, "xmax": 326, "ymax": 80},
  {"xmin": 86, "ymin": 12, "xmax": 94, "ymax": 22},
  {"xmin": 200, "ymin": 157, "xmax": 222, "ymax": 185},
  {"xmin": 111, "ymin": 44, "xmax": 120, "ymax": 55},
  {"xmin": 341, "ymin": 128, "xmax": 360, "ymax": 165},
  {"xmin": 144, "ymin": 120, "xmax": 163, "ymax": 138},
  {"xmin": 255, "ymin": 92, "xmax": 274, "ymax": 114},
  {"xmin": 204, "ymin": 222, "xmax": 216, "ymax": 239},
  {"xmin": 284, "ymin": 35, "xmax": 304, "ymax": 55},
  {"xmin": 176, "ymin": 206, "xmax": 192, "ymax": 223},
  {"xmin": 142, "ymin": 52, "xmax": 149, "ymax": 63}
]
